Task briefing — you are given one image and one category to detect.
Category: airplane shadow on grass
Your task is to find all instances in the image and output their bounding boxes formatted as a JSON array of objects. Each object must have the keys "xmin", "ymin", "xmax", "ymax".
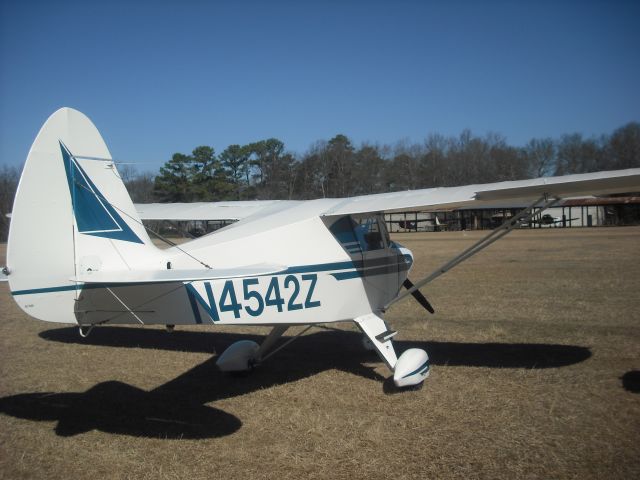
[
  {"xmin": 0, "ymin": 327, "xmax": 591, "ymax": 440},
  {"xmin": 621, "ymin": 370, "xmax": 640, "ymax": 393}
]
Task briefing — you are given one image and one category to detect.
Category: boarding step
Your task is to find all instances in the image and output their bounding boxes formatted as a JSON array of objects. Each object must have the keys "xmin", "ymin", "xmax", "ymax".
[{"xmin": 375, "ymin": 330, "xmax": 398, "ymax": 342}]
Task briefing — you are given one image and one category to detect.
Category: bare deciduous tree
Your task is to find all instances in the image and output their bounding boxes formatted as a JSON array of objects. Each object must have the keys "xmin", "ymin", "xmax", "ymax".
[{"xmin": 1, "ymin": 165, "xmax": 21, "ymax": 241}]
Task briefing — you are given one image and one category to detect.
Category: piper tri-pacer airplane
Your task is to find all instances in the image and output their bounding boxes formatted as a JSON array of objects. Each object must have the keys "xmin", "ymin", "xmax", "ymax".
[{"xmin": 5, "ymin": 108, "xmax": 640, "ymax": 388}]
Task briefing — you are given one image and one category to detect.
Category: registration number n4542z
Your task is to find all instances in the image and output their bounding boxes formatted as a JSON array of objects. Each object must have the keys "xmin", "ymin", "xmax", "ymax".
[{"xmin": 186, "ymin": 274, "xmax": 321, "ymax": 322}]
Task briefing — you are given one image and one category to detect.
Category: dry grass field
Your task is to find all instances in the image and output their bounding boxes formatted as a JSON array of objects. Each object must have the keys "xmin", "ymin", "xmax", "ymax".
[{"xmin": 1, "ymin": 227, "xmax": 639, "ymax": 480}]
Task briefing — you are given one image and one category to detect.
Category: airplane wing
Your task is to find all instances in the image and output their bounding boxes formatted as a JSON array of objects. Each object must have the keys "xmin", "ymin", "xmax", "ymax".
[
  {"xmin": 135, "ymin": 200, "xmax": 298, "ymax": 221},
  {"xmin": 323, "ymin": 169, "xmax": 640, "ymax": 215},
  {"xmin": 134, "ymin": 169, "xmax": 640, "ymax": 221}
]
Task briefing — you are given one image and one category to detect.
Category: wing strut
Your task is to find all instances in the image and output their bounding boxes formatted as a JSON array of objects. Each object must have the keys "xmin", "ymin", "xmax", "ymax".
[{"xmin": 384, "ymin": 194, "xmax": 561, "ymax": 311}]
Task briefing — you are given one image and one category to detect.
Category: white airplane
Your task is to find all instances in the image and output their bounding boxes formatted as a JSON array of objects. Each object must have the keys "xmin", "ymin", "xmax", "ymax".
[{"xmin": 4, "ymin": 108, "xmax": 640, "ymax": 389}]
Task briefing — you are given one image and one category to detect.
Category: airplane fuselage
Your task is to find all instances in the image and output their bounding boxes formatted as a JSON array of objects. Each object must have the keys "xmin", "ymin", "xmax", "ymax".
[{"xmin": 71, "ymin": 213, "xmax": 413, "ymax": 327}]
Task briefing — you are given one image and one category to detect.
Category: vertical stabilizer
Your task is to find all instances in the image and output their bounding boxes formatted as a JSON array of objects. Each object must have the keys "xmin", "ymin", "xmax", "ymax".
[{"xmin": 7, "ymin": 108, "xmax": 161, "ymax": 323}]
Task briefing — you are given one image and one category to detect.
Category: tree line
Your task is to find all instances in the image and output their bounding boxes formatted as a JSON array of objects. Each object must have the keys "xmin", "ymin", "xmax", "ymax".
[
  {"xmin": 144, "ymin": 121, "xmax": 640, "ymax": 203},
  {"xmin": 1, "ymin": 122, "xmax": 639, "ymax": 240}
]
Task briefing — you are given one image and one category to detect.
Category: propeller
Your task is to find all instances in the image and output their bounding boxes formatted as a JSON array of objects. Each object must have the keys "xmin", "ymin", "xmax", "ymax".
[{"xmin": 402, "ymin": 278, "xmax": 435, "ymax": 314}]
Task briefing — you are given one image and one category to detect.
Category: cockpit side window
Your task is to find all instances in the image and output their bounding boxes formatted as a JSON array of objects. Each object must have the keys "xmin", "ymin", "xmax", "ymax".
[
  {"xmin": 377, "ymin": 215, "xmax": 391, "ymax": 246},
  {"xmin": 328, "ymin": 215, "xmax": 390, "ymax": 254},
  {"xmin": 328, "ymin": 216, "xmax": 361, "ymax": 255},
  {"xmin": 354, "ymin": 216, "xmax": 385, "ymax": 251}
]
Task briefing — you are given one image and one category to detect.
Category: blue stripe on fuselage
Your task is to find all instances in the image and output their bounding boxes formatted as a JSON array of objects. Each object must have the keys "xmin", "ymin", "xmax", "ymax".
[{"xmin": 11, "ymin": 254, "xmax": 413, "ymax": 296}]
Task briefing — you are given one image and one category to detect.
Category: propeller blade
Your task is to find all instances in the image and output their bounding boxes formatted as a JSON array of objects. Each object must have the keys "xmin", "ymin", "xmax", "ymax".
[{"xmin": 403, "ymin": 278, "xmax": 435, "ymax": 314}]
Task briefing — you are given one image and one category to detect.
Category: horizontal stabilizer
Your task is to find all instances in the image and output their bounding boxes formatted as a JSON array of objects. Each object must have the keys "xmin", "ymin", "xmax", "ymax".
[{"xmin": 75, "ymin": 263, "xmax": 286, "ymax": 284}]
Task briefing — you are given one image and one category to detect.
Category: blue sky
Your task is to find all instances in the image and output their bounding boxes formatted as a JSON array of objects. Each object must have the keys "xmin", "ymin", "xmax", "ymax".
[{"xmin": 1, "ymin": 0, "xmax": 638, "ymax": 172}]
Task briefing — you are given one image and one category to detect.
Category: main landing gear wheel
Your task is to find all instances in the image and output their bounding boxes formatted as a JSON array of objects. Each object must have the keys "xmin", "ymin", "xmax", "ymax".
[{"xmin": 216, "ymin": 340, "xmax": 260, "ymax": 373}]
